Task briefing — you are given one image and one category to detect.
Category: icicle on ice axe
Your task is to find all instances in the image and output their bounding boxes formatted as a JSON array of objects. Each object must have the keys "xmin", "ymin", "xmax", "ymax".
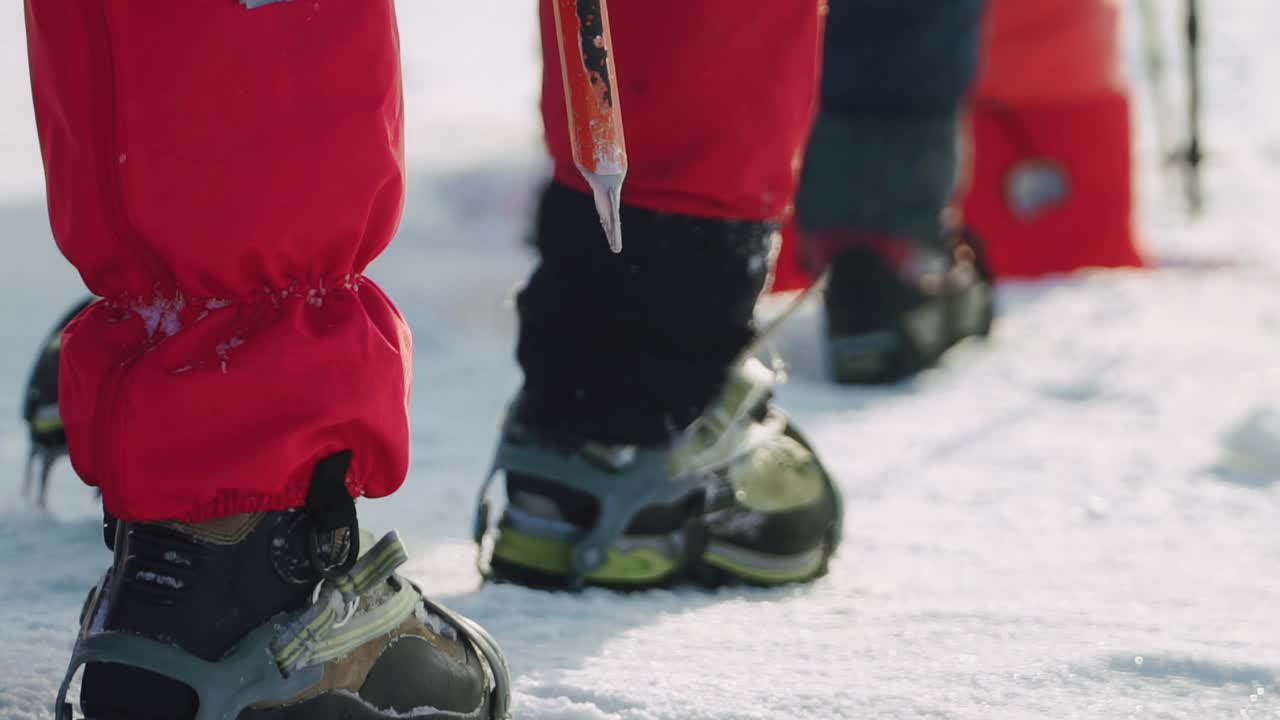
[{"xmin": 552, "ymin": 0, "xmax": 628, "ymax": 253}]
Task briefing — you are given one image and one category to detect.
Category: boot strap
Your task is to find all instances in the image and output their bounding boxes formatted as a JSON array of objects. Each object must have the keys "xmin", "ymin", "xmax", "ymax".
[{"xmin": 272, "ymin": 531, "xmax": 415, "ymax": 672}]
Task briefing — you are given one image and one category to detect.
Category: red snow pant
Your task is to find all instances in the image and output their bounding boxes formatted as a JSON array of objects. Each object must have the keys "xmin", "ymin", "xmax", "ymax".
[
  {"xmin": 542, "ymin": 1, "xmax": 824, "ymax": 220},
  {"xmin": 27, "ymin": 0, "xmax": 824, "ymax": 522}
]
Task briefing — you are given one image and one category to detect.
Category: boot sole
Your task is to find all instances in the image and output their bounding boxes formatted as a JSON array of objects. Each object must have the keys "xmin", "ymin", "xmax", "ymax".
[
  {"xmin": 830, "ymin": 281, "xmax": 994, "ymax": 385},
  {"xmin": 487, "ymin": 522, "xmax": 835, "ymax": 591}
]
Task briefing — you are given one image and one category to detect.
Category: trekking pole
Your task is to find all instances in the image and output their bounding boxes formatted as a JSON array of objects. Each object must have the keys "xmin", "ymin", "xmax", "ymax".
[
  {"xmin": 1181, "ymin": 0, "xmax": 1204, "ymax": 215},
  {"xmin": 552, "ymin": 0, "xmax": 628, "ymax": 253}
]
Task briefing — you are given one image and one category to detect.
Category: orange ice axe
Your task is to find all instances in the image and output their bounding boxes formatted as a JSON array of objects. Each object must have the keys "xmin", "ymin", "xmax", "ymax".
[{"xmin": 552, "ymin": 0, "xmax": 628, "ymax": 253}]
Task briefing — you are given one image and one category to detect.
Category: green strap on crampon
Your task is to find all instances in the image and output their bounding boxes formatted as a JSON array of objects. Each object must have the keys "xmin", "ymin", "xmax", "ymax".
[
  {"xmin": 56, "ymin": 531, "xmax": 415, "ymax": 720},
  {"xmin": 272, "ymin": 532, "xmax": 414, "ymax": 672}
]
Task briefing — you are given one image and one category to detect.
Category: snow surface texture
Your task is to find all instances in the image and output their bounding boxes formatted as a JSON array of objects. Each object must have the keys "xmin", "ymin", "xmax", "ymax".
[{"xmin": 1, "ymin": 2, "xmax": 1278, "ymax": 719}]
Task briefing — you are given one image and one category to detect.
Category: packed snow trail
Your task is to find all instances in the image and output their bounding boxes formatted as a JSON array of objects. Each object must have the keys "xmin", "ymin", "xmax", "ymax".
[{"xmin": 1, "ymin": 2, "xmax": 1279, "ymax": 719}]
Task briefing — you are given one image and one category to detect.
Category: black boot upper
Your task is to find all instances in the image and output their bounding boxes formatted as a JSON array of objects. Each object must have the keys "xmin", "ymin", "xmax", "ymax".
[{"xmin": 516, "ymin": 180, "xmax": 775, "ymax": 447}]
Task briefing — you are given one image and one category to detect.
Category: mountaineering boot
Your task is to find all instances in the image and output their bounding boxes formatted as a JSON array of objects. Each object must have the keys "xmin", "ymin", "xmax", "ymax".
[
  {"xmin": 823, "ymin": 228, "xmax": 994, "ymax": 384},
  {"xmin": 794, "ymin": 105, "xmax": 996, "ymax": 385},
  {"xmin": 62, "ymin": 455, "xmax": 510, "ymax": 720},
  {"xmin": 477, "ymin": 356, "xmax": 842, "ymax": 589},
  {"xmin": 22, "ymin": 296, "xmax": 94, "ymax": 507},
  {"xmin": 473, "ymin": 181, "xmax": 842, "ymax": 590}
]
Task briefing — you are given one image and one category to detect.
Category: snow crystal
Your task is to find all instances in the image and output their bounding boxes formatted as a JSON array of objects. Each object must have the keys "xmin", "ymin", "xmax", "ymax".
[
  {"xmin": 131, "ymin": 290, "xmax": 185, "ymax": 340},
  {"xmin": 306, "ymin": 286, "xmax": 326, "ymax": 308},
  {"xmin": 591, "ymin": 146, "xmax": 624, "ymax": 176},
  {"xmin": 414, "ymin": 603, "xmax": 458, "ymax": 642},
  {"xmin": 215, "ymin": 335, "xmax": 246, "ymax": 374},
  {"xmin": 162, "ymin": 551, "xmax": 192, "ymax": 567},
  {"xmin": 134, "ymin": 571, "xmax": 184, "ymax": 589}
]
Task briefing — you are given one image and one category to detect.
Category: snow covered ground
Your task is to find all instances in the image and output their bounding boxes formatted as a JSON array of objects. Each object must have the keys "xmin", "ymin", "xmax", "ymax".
[{"xmin": 2, "ymin": 2, "xmax": 1279, "ymax": 718}]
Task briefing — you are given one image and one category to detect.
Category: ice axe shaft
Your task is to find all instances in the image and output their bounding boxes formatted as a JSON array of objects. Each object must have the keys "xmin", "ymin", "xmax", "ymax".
[{"xmin": 552, "ymin": 0, "xmax": 628, "ymax": 253}]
